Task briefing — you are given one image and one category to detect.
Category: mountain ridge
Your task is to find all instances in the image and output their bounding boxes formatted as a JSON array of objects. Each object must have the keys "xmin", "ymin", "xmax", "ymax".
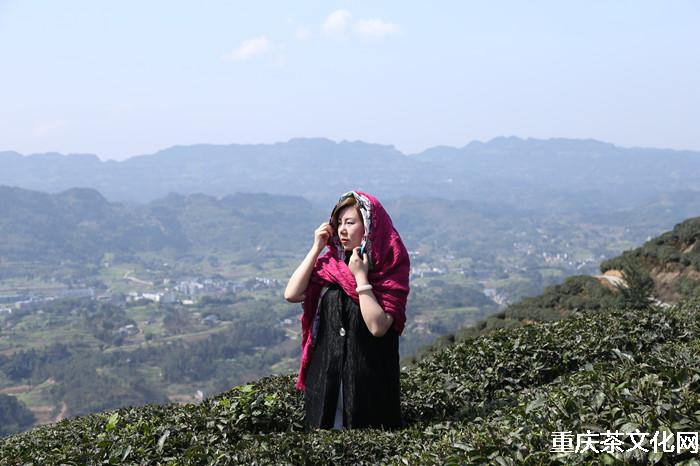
[
  {"xmin": 3, "ymin": 137, "xmax": 700, "ymax": 209},
  {"xmin": 6, "ymin": 136, "xmax": 696, "ymax": 162}
]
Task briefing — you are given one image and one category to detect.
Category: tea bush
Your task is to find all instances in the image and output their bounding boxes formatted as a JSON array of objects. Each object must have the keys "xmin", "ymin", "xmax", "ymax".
[{"xmin": 1, "ymin": 300, "xmax": 698, "ymax": 465}]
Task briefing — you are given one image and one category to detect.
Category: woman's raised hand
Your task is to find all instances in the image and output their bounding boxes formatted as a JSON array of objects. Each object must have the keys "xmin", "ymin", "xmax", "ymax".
[
  {"xmin": 349, "ymin": 247, "xmax": 369, "ymax": 280},
  {"xmin": 312, "ymin": 222, "xmax": 334, "ymax": 252}
]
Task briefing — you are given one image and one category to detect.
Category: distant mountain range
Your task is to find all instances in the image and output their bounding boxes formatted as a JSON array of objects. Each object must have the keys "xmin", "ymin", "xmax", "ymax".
[
  {"xmin": 2, "ymin": 137, "xmax": 700, "ymax": 211},
  {"xmin": 3, "ymin": 184, "xmax": 699, "ymax": 269},
  {"xmin": 0, "ymin": 186, "xmax": 316, "ymax": 263}
]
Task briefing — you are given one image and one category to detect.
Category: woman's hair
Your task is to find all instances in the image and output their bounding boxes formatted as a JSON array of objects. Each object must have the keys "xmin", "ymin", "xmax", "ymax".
[{"xmin": 330, "ymin": 196, "xmax": 363, "ymax": 230}]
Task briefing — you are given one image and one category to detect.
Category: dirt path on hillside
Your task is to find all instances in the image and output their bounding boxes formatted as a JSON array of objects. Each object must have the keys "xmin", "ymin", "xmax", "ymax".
[
  {"xmin": 123, "ymin": 270, "xmax": 154, "ymax": 286},
  {"xmin": 54, "ymin": 401, "xmax": 68, "ymax": 422},
  {"xmin": 0, "ymin": 384, "xmax": 32, "ymax": 394},
  {"xmin": 595, "ymin": 274, "xmax": 626, "ymax": 288}
]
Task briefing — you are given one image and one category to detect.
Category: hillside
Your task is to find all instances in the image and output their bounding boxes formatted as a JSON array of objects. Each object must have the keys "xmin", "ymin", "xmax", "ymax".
[
  {"xmin": 409, "ymin": 216, "xmax": 700, "ymax": 362},
  {"xmin": 0, "ymin": 299, "xmax": 697, "ymax": 464},
  {"xmin": 0, "ymin": 186, "xmax": 315, "ymax": 263},
  {"xmin": 3, "ymin": 184, "xmax": 695, "ymax": 291},
  {"xmin": 601, "ymin": 216, "xmax": 700, "ymax": 302}
]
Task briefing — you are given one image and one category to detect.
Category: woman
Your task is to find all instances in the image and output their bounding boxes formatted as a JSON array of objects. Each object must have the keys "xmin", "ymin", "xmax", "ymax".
[{"xmin": 284, "ymin": 191, "xmax": 410, "ymax": 430}]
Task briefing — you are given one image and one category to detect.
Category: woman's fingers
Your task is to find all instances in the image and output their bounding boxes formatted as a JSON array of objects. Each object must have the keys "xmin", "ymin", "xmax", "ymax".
[
  {"xmin": 314, "ymin": 223, "xmax": 330, "ymax": 245},
  {"xmin": 313, "ymin": 222, "xmax": 334, "ymax": 248},
  {"xmin": 319, "ymin": 222, "xmax": 332, "ymax": 234}
]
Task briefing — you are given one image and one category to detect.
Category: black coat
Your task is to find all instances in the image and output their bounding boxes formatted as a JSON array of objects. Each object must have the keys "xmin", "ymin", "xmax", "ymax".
[{"xmin": 304, "ymin": 272, "xmax": 403, "ymax": 430}]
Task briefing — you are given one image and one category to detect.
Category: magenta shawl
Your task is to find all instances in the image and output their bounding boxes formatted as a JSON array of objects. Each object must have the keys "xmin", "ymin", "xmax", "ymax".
[{"xmin": 296, "ymin": 191, "xmax": 410, "ymax": 390}]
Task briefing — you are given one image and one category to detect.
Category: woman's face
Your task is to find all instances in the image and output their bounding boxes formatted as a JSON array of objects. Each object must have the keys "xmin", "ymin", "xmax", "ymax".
[{"xmin": 336, "ymin": 205, "xmax": 364, "ymax": 252}]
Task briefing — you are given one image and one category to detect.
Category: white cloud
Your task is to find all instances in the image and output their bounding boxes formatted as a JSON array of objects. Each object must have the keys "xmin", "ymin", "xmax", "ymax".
[
  {"xmin": 322, "ymin": 10, "xmax": 352, "ymax": 37},
  {"xmin": 355, "ymin": 18, "xmax": 399, "ymax": 39},
  {"xmin": 321, "ymin": 11, "xmax": 398, "ymax": 40},
  {"xmin": 223, "ymin": 36, "xmax": 270, "ymax": 61}
]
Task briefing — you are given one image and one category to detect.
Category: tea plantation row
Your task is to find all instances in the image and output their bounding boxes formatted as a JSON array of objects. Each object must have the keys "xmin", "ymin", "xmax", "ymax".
[{"xmin": 1, "ymin": 300, "xmax": 698, "ymax": 465}]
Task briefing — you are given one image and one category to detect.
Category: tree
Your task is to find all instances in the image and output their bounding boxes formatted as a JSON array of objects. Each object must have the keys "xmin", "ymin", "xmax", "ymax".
[
  {"xmin": 0, "ymin": 394, "xmax": 36, "ymax": 437},
  {"xmin": 616, "ymin": 259, "xmax": 655, "ymax": 311}
]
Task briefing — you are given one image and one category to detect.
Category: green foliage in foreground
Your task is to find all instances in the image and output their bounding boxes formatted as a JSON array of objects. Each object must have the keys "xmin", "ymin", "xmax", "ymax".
[{"xmin": 1, "ymin": 301, "xmax": 699, "ymax": 465}]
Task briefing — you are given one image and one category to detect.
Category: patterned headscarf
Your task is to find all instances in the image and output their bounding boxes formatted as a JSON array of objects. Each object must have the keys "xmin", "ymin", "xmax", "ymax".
[{"xmin": 296, "ymin": 191, "xmax": 410, "ymax": 390}]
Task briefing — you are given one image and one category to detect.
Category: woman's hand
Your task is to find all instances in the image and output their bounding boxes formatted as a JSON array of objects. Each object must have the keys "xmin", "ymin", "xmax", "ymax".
[
  {"xmin": 348, "ymin": 247, "xmax": 369, "ymax": 281},
  {"xmin": 312, "ymin": 222, "xmax": 334, "ymax": 252}
]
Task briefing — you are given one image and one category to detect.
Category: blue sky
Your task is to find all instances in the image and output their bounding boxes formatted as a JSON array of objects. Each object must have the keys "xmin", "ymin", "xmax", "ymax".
[{"xmin": 1, "ymin": 1, "xmax": 698, "ymax": 160}]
